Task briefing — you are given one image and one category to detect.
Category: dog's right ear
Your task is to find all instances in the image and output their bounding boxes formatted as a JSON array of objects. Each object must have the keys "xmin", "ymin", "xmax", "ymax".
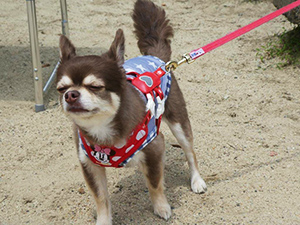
[{"xmin": 59, "ymin": 35, "xmax": 76, "ymax": 62}]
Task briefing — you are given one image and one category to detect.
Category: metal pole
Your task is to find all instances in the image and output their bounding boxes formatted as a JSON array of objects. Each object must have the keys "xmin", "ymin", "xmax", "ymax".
[
  {"xmin": 43, "ymin": 61, "xmax": 60, "ymax": 93},
  {"xmin": 26, "ymin": 0, "xmax": 44, "ymax": 112},
  {"xmin": 60, "ymin": 0, "xmax": 69, "ymax": 37},
  {"xmin": 41, "ymin": 0, "xmax": 69, "ymax": 96}
]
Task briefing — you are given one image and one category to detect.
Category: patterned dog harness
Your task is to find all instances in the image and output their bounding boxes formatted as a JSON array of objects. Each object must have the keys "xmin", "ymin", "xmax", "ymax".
[{"xmin": 79, "ymin": 55, "xmax": 171, "ymax": 167}]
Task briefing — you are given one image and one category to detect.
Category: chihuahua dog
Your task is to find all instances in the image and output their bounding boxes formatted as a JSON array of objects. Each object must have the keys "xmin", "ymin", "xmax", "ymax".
[{"xmin": 56, "ymin": 0, "xmax": 207, "ymax": 224}]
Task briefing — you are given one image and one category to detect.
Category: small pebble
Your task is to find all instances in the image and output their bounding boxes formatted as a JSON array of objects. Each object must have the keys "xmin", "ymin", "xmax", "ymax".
[{"xmin": 78, "ymin": 187, "xmax": 85, "ymax": 194}]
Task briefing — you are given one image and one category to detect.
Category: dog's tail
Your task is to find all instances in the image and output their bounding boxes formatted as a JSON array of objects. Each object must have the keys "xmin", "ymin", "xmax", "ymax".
[{"xmin": 132, "ymin": 0, "xmax": 173, "ymax": 62}]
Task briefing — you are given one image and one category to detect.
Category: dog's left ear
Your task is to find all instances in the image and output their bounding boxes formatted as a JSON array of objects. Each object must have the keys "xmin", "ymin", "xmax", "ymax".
[{"xmin": 107, "ymin": 29, "xmax": 125, "ymax": 67}]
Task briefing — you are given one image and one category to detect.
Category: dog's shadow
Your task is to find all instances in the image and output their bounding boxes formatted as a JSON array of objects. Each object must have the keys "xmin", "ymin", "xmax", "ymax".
[{"xmin": 108, "ymin": 144, "xmax": 194, "ymax": 225}]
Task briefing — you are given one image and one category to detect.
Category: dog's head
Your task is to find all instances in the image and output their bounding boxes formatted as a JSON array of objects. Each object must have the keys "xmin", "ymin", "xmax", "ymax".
[{"xmin": 56, "ymin": 29, "xmax": 125, "ymax": 122}]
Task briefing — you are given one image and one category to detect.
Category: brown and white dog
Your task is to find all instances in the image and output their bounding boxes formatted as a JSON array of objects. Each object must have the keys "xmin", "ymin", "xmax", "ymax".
[{"xmin": 56, "ymin": 0, "xmax": 207, "ymax": 224}]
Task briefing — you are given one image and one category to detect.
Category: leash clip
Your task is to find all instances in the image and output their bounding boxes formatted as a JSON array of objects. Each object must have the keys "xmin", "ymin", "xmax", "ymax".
[{"xmin": 165, "ymin": 53, "xmax": 195, "ymax": 71}]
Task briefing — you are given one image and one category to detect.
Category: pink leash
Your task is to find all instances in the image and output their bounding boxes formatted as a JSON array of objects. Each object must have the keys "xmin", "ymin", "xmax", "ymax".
[{"xmin": 166, "ymin": 0, "xmax": 300, "ymax": 70}]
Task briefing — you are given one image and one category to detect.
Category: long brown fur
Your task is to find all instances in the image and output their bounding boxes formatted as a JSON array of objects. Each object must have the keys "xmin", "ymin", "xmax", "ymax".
[{"xmin": 132, "ymin": 0, "xmax": 173, "ymax": 62}]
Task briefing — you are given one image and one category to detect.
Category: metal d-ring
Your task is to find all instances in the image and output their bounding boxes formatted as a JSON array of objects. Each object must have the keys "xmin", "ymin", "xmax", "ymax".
[{"xmin": 165, "ymin": 53, "xmax": 195, "ymax": 72}]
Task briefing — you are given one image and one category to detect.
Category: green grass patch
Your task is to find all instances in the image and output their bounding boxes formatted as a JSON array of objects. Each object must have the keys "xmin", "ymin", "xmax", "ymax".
[{"xmin": 256, "ymin": 26, "xmax": 300, "ymax": 68}]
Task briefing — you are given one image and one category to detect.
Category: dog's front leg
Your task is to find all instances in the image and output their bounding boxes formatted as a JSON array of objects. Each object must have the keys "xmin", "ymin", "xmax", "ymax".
[
  {"xmin": 141, "ymin": 133, "xmax": 171, "ymax": 220},
  {"xmin": 80, "ymin": 160, "xmax": 111, "ymax": 225}
]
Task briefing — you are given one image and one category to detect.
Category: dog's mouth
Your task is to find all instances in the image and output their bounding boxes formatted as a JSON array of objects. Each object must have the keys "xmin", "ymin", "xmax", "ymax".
[
  {"xmin": 67, "ymin": 106, "xmax": 90, "ymax": 113},
  {"xmin": 66, "ymin": 105, "xmax": 100, "ymax": 115}
]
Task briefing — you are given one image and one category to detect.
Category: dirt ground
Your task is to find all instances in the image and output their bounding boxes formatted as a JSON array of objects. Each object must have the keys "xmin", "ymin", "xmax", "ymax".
[{"xmin": 1, "ymin": 0, "xmax": 300, "ymax": 224}]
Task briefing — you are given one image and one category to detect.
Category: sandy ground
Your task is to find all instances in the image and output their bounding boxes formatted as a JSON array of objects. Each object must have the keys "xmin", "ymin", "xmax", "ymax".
[{"xmin": 1, "ymin": 0, "xmax": 300, "ymax": 224}]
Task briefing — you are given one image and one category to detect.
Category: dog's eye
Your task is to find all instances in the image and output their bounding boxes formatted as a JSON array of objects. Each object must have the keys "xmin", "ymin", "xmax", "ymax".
[
  {"xmin": 88, "ymin": 85, "xmax": 104, "ymax": 91},
  {"xmin": 57, "ymin": 87, "xmax": 69, "ymax": 93}
]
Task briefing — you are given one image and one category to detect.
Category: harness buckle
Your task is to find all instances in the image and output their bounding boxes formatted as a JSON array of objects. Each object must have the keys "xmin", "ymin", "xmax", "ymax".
[
  {"xmin": 146, "ymin": 93, "xmax": 156, "ymax": 116},
  {"xmin": 155, "ymin": 96, "xmax": 165, "ymax": 119}
]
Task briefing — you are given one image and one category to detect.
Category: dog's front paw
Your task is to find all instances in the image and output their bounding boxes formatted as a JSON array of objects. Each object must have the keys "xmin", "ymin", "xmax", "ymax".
[
  {"xmin": 191, "ymin": 174, "xmax": 207, "ymax": 194},
  {"xmin": 96, "ymin": 215, "xmax": 112, "ymax": 225},
  {"xmin": 96, "ymin": 220, "xmax": 112, "ymax": 225},
  {"xmin": 96, "ymin": 219, "xmax": 112, "ymax": 225},
  {"xmin": 96, "ymin": 221, "xmax": 112, "ymax": 225},
  {"xmin": 153, "ymin": 202, "xmax": 172, "ymax": 221}
]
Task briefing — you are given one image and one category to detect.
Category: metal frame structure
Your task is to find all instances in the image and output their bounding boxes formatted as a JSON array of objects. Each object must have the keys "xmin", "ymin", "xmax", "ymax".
[{"xmin": 26, "ymin": 0, "xmax": 69, "ymax": 112}]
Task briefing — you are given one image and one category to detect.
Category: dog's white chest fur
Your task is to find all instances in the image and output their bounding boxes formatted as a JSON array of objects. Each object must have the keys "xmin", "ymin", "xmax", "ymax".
[{"xmin": 75, "ymin": 115, "xmax": 116, "ymax": 143}]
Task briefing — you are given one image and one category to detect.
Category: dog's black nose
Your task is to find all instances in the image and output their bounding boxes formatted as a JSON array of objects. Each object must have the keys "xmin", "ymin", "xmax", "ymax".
[{"xmin": 65, "ymin": 90, "xmax": 80, "ymax": 104}]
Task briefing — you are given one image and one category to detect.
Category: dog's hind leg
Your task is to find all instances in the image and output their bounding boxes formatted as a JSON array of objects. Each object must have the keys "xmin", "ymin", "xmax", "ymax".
[
  {"xmin": 164, "ymin": 74, "xmax": 207, "ymax": 194},
  {"xmin": 140, "ymin": 133, "xmax": 171, "ymax": 220}
]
